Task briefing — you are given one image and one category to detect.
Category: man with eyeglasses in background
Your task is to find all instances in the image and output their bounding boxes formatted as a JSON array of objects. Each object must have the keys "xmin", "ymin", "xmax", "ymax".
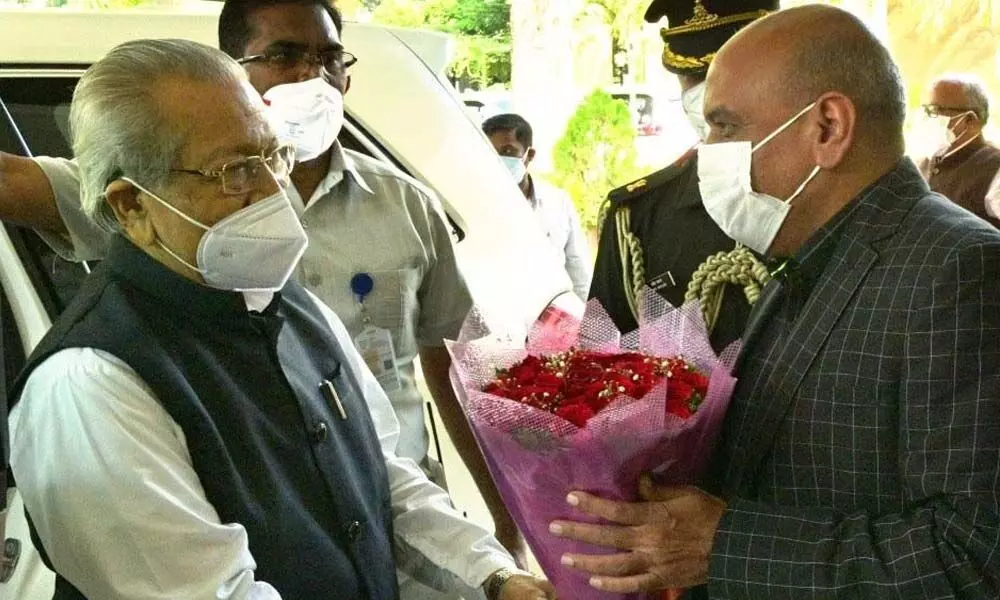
[
  {"xmin": 918, "ymin": 74, "xmax": 1000, "ymax": 229},
  {"xmin": 0, "ymin": 1, "xmax": 527, "ymax": 597}
]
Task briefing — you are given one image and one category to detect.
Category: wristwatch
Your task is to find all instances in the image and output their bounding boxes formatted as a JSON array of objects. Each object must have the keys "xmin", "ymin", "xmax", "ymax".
[{"xmin": 483, "ymin": 567, "xmax": 518, "ymax": 600}]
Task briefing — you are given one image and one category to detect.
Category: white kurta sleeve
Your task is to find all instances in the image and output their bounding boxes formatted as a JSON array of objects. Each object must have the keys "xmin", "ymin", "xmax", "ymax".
[
  {"xmin": 306, "ymin": 291, "xmax": 516, "ymax": 599},
  {"xmin": 9, "ymin": 348, "xmax": 281, "ymax": 600},
  {"xmin": 986, "ymin": 168, "xmax": 1000, "ymax": 219}
]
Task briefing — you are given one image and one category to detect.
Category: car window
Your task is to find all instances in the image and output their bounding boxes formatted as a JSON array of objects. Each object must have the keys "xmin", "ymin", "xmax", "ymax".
[
  {"xmin": 1, "ymin": 77, "xmax": 76, "ymax": 158},
  {"xmin": 0, "ymin": 80, "xmax": 88, "ymax": 320}
]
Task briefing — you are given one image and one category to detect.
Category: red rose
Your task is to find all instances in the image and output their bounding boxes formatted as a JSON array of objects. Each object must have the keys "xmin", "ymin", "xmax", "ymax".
[
  {"xmin": 680, "ymin": 370, "xmax": 710, "ymax": 395},
  {"xmin": 580, "ymin": 393, "xmax": 610, "ymax": 413},
  {"xmin": 484, "ymin": 352, "xmax": 704, "ymax": 424},
  {"xmin": 555, "ymin": 403, "xmax": 595, "ymax": 427},
  {"xmin": 534, "ymin": 373, "xmax": 563, "ymax": 388},
  {"xmin": 666, "ymin": 380, "xmax": 695, "ymax": 418},
  {"xmin": 510, "ymin": 359, "xmax": 541, "ymax": 383}
]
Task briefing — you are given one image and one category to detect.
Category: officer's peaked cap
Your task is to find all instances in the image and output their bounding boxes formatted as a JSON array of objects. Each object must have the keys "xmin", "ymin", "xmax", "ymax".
[{"xmin": 645, "ymin": 0, "xmax": 779, "ymax": 75}]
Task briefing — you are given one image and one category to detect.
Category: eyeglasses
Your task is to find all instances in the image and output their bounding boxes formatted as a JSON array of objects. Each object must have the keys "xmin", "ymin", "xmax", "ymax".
[
  {"xmin": 922, "ymin": 104, "xmax": 975, "ymax": 118},
  {"xmin": 170, "ymin": 144, "xmax": 296, "ymax": 195},
  {"xmin": 237, "ymin": 47, "xmax": 358, "ymax": 75}
]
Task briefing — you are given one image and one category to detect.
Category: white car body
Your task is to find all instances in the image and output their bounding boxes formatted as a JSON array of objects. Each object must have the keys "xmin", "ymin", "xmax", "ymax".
[{"xmin": 0, "ymin": 5, "xmax": 578, "ymax": 598}]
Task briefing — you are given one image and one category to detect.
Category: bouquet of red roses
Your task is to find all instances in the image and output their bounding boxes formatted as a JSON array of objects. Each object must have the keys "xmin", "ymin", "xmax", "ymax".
[{"xmin": 447, "ymin": 290, "xmax": 739, "ymax": 600}]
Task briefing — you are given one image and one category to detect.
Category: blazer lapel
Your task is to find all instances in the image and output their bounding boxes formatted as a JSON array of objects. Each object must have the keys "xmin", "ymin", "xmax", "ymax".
[
  {"xmin": 729, "ymin": 236, "xmax": 878, "ymax": 492},
  {"xmin": 722, "ymin": 159, "xmax": 926, "ymax": 494},
  {"xmin": 734, "ymin": 278, "xmax": 785, "ymax": 374}
]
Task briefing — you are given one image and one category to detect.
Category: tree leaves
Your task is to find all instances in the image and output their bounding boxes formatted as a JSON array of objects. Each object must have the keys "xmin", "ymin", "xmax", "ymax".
[{"xmin": 550, "ymin": 90, "xmax": 641, "ymax": 232}]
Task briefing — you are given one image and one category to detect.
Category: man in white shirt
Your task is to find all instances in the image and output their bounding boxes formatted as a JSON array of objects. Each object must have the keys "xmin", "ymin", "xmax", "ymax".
[
  {"xmin": 482, "ymin": 114, "xmax": 592, "ymax": 301},
  {"xmin": 986, "ymin": 169, "xmax": 1000, "ymax": 221},
  {"xmin": 9, "ymin": 37, "xmax": 550, "ymax": 600},
  {"xmin": 0, "ymin": 0, "xmax": 528, "ymax": 590}
]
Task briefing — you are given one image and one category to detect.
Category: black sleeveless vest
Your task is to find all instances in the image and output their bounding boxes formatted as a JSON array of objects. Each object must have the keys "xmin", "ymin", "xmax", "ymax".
[{"xmin": 10, "ymin": 236, "xmax": 398, "ymax": 600}]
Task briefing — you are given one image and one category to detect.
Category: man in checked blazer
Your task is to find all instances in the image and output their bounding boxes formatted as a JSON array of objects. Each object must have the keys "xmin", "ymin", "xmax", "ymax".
[{"xmin": 546, "ymin": 5, "xmax": 1000, "ymax": 598}]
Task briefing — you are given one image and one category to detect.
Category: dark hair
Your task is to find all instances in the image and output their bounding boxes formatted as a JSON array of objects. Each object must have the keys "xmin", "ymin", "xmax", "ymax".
[
  {"xmin": 482, "ymin": 113, "xmax": 533, "ymax": 149},
  {"xmin": 786, "ymin": 9, "xmax": 906, "ymax": 148},
  {"xmin": 218, "ymin": 0, "xmax": 343, "ymax": 60}
]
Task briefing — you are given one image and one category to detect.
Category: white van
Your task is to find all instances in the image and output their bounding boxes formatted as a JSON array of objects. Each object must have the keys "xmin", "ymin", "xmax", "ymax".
[{"xmin": 0, "ymin": 4, "xmax": 579, "ymax": 597}]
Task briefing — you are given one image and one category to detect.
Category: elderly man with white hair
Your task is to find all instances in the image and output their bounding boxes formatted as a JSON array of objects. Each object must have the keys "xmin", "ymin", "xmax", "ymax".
[
  {"xmin": 6, "ymin": 38, "xmax": 552, "ymax": 600},
  {"xmin": 919, "ymin": 74, "xmax": 1000, "ymax": 228}
]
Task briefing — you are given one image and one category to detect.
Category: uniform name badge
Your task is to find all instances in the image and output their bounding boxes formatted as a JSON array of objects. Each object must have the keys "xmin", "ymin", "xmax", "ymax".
[{"xmin": 350, "ymin": 272, "xmax": 402, "ymax": 393}]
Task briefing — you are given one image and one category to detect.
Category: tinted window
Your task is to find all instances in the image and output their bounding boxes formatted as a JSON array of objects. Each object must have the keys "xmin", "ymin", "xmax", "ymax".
[
  {"xmin": 0, "ymin": 75, "xmax": 88, "ymax": 318},
  {"xmin": 0, "ymin": 76, "xmax": 76, "ymax": 158}
]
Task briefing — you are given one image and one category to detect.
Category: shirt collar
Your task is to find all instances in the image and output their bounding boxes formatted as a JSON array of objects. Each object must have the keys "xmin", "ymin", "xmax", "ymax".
[
  {"xmin": 291, "ymin": 141, "xmax": 376, "ymax": 211},
  {"xmin": 775, "ymin": 178, "xmax": 869, "ymax": 298},
  {"xmin": 328, "ymin": 141, "xmax": 376, "ymax": 196}
]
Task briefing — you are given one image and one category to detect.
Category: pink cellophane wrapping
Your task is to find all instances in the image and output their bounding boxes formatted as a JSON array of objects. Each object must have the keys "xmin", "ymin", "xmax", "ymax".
[{"xmin": 446, "ymin": 290, "xmax": 740, "ymax": 600}]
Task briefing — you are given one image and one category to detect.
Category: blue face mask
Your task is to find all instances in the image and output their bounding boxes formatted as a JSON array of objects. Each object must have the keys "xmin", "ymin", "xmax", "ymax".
[{"xmin": 499, "ymin": 155, "xmax": 527, "ymax": 184}]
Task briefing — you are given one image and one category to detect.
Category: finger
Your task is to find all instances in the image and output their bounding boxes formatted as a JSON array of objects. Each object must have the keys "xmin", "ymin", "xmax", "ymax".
[
  {"xmin": 566, "ymin": 491, "xmax": 648, "ymax": 525},
  {"xmin": 560, "ymin": 550, "xmax": 647, "ymax": 577},
  {"xmin": 549, "ymin": 520, "xmax": 637, "ymax": 549},
  {"xmin": 638, "ymin": 478, "xmax": 699, "ymax": 503},
  {"xmin": 589, "ymin": 572, "xmax": 667, "ymax": 594}
]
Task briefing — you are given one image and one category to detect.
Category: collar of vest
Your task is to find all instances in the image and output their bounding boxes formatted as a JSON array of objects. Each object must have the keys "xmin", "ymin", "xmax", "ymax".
[{"xmin": 105, "ymin": 235, "xmax": 276, "ymax": 318}]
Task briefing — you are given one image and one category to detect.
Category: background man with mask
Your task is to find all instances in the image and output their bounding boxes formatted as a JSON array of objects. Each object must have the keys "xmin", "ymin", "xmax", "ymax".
[
  {"xmin": 8, "ymin": 38, "xmax": 552, "ymax": 600},
  {"xmin": 589, "ymin": 0, "xmax": 777, "ymax": 351},
  {"xmin": 542, "ymin": 6, "xmax": 1000, "ymax": 598},
  {"xmin": 918, "ymin": 75, "xmax": 1000, "ymax": 229},
  {"xmin": 482, "ymin": 113, "xmax": 592, "ymax": 301},
  {"xmin": 0, "ymin": 0, "xmax": 528, "ymax": 592}
]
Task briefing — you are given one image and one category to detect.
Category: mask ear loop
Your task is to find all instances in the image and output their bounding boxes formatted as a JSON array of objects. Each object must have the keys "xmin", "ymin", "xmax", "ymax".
[
  {"xmin": 121, "ymin": 176, "xmax": 208, "ymax": 275},
  {"xmin": 786, "ymin": 165, "xmax": 822, "ymax": 205},
  {"xmin": 752, "ymin": 101, "xmax": 818, "ymax": 153},
  {"xmin": 746, "ymin": 102, "xmax": 823, "ymax": 205},
  {"xmin": 122, "ymin": 177, "xmax": 210, "ymax": 232},
  {"xmin": 941, "ymin": 111, "xmax": 981, "ymax": 159}
]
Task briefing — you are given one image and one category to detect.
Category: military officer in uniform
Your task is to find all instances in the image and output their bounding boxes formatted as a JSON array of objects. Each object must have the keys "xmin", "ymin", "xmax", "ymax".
[{"xmin": 590, "ymin": 0, "xmax": 779, "ymax": 352}]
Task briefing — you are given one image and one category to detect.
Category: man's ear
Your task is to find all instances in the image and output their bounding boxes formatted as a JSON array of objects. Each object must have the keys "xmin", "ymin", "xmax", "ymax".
[
  {"xmin": 525, "ymin": 147, "xmax": 537, "ymax": 166},
  {"xmin": 812, "ymin": 91, "xmax": 856, "ymax": 170},
  {"xmin": 104, "ymin": 180, "xmax": 157, "ymax": 247},
  {"xmin": 963, "ymin": 111, "xmax": 985, "ymax": 136}
]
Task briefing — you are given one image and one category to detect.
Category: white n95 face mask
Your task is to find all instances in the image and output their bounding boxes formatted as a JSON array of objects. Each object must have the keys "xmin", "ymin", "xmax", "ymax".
[
  {"xmin": 124, "ymin": 178, "xmax": 309, "ymax": 292},
  {"xmin": 697, "ymin": 102, "xmax": 821, "ymax": 255},
  {"xmin": 263, "ymin": 77, "xmax": 344, "ymax": 162},
  {"xmin": 681, "ymin": 82, "xmax": 709, "ymax": 141}
]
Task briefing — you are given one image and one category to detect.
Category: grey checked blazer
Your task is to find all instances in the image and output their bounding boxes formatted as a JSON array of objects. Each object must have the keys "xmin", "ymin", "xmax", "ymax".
[{"xmin": 707, "ymin": 159, "xmax": 1000, "ymax": 599}]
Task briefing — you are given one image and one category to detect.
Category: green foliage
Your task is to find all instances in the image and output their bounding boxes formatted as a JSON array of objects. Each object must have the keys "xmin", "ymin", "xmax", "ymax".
[
  {"xmin": 371, "ymin": 0, "xmax": 511, "ymax": 89},
  {"xmin": 550, "ymin": 90, "xmax": 641, "ymax": 232},
  {"xmin": 372, "ymin": 0, "xmax": 508, "ymax": 36},
  {"xmin": 450, "ymin": 35, "xmax": 511, "ymax": 89},
  {"xmin": 446, "ymin": 0, "xmax": 510, "ymax": 37},
  {"xmin": 371, "ymin": 0, "xmax": 433, "ymax": 28}
]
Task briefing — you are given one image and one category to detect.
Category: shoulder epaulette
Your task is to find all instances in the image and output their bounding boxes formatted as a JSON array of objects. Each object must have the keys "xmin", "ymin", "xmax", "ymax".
[{"xmin": 606, "ymin": 146, "xmax": 697, "ymax": 206}]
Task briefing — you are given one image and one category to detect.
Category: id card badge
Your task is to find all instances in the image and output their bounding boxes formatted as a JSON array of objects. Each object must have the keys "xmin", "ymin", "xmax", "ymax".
[{"xmin": 355, "ymin": 326, "xmax": 402, "ymax": 393}]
